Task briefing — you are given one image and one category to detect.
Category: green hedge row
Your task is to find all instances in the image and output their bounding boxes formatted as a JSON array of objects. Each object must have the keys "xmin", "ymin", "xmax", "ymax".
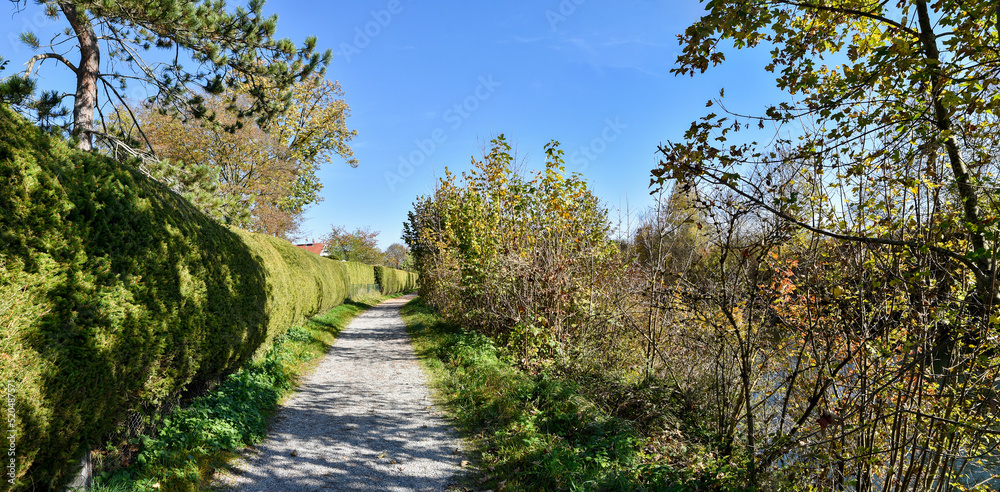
[
  {"xmin": 374, "ymin": 265, "xmax": 419, "ymax": 295},
  {"xmin": 341, "ymin": 260, "xmax": 379, "ymax": 300},
  {"xmin": 235, "ymin": 232, "xmax": 348, "ymax": 356},
  {"xmin": 0, "ymin": 107, "xmax": 346, "ymax": 490}
]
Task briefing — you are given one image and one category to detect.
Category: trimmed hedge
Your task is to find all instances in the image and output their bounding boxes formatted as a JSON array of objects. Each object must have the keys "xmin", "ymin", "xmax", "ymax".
[
  {"xmin": 341, "ymin": 260, "xmax": 378, "ymax": 300},
  {"xmin": 374, "ymin": 265, "xmax": 419, "ymax": 295},
  {"xmin": 0, "ymin": 107, "xmax": 347, "ymax": 490},
  {"xmin": 235, "ymin": 232, "xmax": 348, "ymax": 356}
]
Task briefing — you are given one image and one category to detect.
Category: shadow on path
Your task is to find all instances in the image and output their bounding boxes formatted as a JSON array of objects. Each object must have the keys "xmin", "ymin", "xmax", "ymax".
[{"xmin": 222, "ymin": 296, "xmax": 463, "ymax": 492}]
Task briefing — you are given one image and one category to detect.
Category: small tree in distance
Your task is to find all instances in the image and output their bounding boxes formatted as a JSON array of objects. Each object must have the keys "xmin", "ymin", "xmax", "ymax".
[
  {"xmin": 323, "ymin": 225, "xmax": 385, "ymax": 264},
  {"xmin": 384, "ymin": 243, "xmax": 411, "ymax": 270}
]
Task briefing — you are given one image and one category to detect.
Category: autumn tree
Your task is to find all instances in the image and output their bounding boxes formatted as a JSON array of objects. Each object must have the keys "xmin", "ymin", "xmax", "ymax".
[
  {"xmin": 323, "ymin": 226, "xmax": 384, "ymax": 264},
  {"xmin": 123, "ymin": 75, "xmax": 356, "ymax": 237},
  {"xmin": 634, "ymin": 179, "xmax": 708, "ymax": 274},
  {"xmin": 384, "ymin": 242, "xmax": 410, "ymax": 270},
  {"xmin": 405, "ymin": 136, "xmax": 615, "ymax": 361},
  {"xmin": 9, "ymin": 0, "xmax": 330, "ymax": 151},
  {"xmin": 655, "ymin": 0, "xmax": 1000, "ymax": 312},
  {"xmin": 132, "ymin": 97, "xmax": 294, "ymax": 234},
  {"xmin": 654, "ymin": 1, "xmax": 1000, "ymax": 488},
  {"xmin": 264, "ymin": 75, "xmax": 358, "ymax": 205}
]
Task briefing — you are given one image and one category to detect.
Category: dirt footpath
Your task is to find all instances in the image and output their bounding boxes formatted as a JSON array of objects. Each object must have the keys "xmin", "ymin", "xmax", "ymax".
[{"xmin": 217, "ymin": 295, "xmax": 463, "ymax": 491}]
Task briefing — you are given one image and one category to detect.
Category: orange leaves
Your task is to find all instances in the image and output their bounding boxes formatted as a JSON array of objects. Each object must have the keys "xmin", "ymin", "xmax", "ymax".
[
  {"xmin": 776, "ymin": 276, "xmax": 797, "ymax": 297},
  {"xmin": 765, "ymin": 255, "xmax": 800, "ymax": 309}
]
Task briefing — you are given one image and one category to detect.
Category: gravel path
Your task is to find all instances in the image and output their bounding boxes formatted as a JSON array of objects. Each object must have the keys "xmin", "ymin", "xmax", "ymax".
[{"xmin": 219, "ymin": 295, "xmax": 463, "ymax": 491}]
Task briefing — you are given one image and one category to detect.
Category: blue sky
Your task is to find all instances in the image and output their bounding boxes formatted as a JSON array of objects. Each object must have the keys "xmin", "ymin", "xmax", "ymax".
[{"xmin": 1, "ymin": 1, "xmax": 785, "ymax": 249}]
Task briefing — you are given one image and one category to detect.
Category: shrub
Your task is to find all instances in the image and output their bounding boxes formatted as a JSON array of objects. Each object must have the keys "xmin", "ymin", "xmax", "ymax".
[
  {"xmin": 374, "ymin": 265, "xmax": 417, "ymax": 295},
  {"xmin": 402, "ymin": 298, "xmax": 655, "ymax": 491},
  {"xmin": 341, "ymin": 260, "xmax": 378, "ymax": 300},
  {"xmin": 0, "ymin": 106, "xmax": 346, "ymax": 490},
  {"xmin": 90, "ymin": 301, "xmax": 370, "ymax": 491},
  {"xmin": 402, "ymin": 135, "xmax": 613, "ymax": 360},
  {"xmin": 234, "ymin": 232, "xmax": 348, "ymax": 356}
]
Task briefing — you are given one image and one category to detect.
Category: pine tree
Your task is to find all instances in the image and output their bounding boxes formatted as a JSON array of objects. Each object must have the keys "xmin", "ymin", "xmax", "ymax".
[{"xmin": 10, "ymin": 0, "xmax": 331, "ymax": 151}]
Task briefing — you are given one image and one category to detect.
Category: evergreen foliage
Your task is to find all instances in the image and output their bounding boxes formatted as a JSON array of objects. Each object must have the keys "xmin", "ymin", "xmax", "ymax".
[
  {"xmin": 373, "ymin": 265, "xmax": 418, "ymax": 295},
  {"xmin": 341, "ymin": 261, "xmax": 378, "ymax": 300},
  {"xmin": 90, "ymin": 301, "xmax": 369, "ymax": 491},
  {"xmin": 8, "ymin": 0, "xmax": 331, "ymax": 150},
  {"xmin": 0, "ymin": 106, "xmax": 345, "ymax": 490}
]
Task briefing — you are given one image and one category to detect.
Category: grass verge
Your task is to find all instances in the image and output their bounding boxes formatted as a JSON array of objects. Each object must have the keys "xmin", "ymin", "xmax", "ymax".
[
  {"xmin": 85, "ymin": 299, "xmax": 382, "ymax": 492},
  {"xmin": 402, "ymin": 297, "xmax": 648, "ymax": 491},
  {"xmin": 402, "ymin": 297, "xmax": 753, "ymax": 492}
]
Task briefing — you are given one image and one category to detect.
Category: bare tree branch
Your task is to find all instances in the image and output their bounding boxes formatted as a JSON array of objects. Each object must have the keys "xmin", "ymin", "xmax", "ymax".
[{"xmin": 24, "ymin": 52, "xmax": 77, "ymax": 76}]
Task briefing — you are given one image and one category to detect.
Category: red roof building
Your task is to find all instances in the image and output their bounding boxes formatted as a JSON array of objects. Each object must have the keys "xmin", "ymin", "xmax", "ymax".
[{"xmin": 294, "ymin": 241, "xmax": 327, "ymax": 256}]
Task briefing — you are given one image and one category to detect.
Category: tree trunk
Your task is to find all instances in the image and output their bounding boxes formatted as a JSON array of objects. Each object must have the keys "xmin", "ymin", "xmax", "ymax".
[
  {"xmin": 915, "ymin": 0, "xmax": 997, "ymax": 310},
  {"xmin": 60, "ymin": 2, "xmax": 99, "ymax": 152}
]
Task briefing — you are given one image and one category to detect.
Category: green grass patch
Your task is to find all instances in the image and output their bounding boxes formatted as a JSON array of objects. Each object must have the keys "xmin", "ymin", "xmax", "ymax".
[
  {"xmin": 403, "ymin": 298, "xmax": 648, "ymax": 491},
  {"xmin": 86, "ymin": 299, "xmax": 380, "ymax": 492},
  {"xmin": 402, "ymin": 298, "xmax": 752, "ymax": 491}
]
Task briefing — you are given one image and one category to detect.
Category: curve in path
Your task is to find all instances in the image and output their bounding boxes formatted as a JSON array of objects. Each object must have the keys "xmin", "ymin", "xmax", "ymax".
[{"xmin": 221, "ymin": 295, "xmax": 462, "ymax": 491}]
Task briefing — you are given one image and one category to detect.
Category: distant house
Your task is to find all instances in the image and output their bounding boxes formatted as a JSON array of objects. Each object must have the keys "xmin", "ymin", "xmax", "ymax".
[{"xmin": 294, "ymin": 241, "xmax": 328, "ymax": 256}]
